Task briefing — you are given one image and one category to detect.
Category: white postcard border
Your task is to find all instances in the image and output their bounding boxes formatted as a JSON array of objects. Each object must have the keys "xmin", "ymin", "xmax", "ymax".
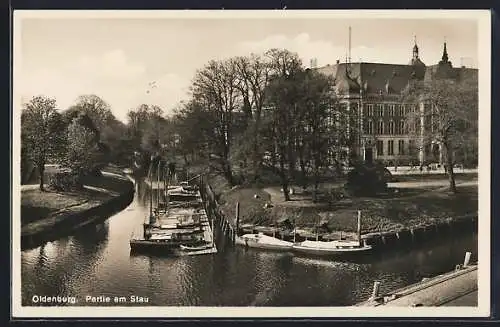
[{"xmin": 11, "ymin": 9, "xmax": 491, "ymax": 318}]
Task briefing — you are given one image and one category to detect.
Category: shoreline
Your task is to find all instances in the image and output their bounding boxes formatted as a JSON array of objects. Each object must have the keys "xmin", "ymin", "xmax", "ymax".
[
  {"xmin": 20, "ymin": 173, "xmax": 135, "ymax": 250},
  {"xmin": 199, "ymin": 174, "xmax": 478, "ymax": 250}
]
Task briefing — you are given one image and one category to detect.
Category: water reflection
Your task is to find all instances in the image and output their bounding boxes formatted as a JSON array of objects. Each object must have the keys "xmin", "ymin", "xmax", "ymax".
[{"xmin": 21, "ymin": 177, "xmax": 478, "ymax": 307}]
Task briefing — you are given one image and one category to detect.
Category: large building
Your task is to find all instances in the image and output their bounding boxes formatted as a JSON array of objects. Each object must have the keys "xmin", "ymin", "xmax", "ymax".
[{"xmin": 317, "ymin": 40, "xmax": 478, "ymax": 166}]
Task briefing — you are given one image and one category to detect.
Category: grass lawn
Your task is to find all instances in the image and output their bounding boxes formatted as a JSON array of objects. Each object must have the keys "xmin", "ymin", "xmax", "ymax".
[
  {"xmin": 21, "ymin": 174, "xmax": 125, "ymax": 226},
  {"xmin": 214, "ymin": 173, "xmax": 478, "ymax": 237}
]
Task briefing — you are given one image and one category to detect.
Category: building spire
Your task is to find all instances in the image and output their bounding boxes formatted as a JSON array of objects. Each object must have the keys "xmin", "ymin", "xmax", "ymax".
[
  {"xmin": 412, "ymin": 35, "xmax": 419, "ymax": 59},
  {"xmin": 441, "ymin": 39, "xmax": 449, "ymax": 63}
]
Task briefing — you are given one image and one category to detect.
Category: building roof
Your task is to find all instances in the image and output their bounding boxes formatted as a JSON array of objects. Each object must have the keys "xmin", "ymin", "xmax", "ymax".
[
  {"xmin": 318, "ymin": 62, "xmax": 477, "ymax": 96},
  {"xmin": 318, "ymin": 62, "xmax": 426, "ymax": 96},
  {"xmin": 316, "ymin": 41, "xmax": 477, "ymax": 97}
]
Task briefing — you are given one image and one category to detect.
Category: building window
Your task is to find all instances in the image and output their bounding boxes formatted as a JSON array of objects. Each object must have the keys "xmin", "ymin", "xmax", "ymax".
[
  {"xmin": 388, "ymin": 120, "xmax": 395, "ymax": 135},
  {"xmin": 399, "ymin": 105, "xmax": 405, "ymax": 116},
  {"xmin": 377, "ymin": 104, "xmax": 384, "ymax": 117},
  {"xmin": 388, "ymin": 140, "xmax": 394, "ymax": 155},
  {"xmin": 377, "ymin": 140, "xmax": 384, "ymax": 155},
  {"xmin": 366, "ymin": 120, "xmax": 373, "ymax": 134},
  {"xmin": 377, "ymin": 121, "xmax": 384, "ymax": 134},
  {"xmin": 388, "ymin": 104, "xmax": 396, "ymax": 116},
  {"xmin": 366, "ymin": 104, "xmax": 374, "ymax": 116},
  {"xmin": 399, "ymin": 120, "xmax": 405, "ymax": 134},
  {"xmin": 398, "ymin": 140, "xmax": 405, "ymax": 154}
]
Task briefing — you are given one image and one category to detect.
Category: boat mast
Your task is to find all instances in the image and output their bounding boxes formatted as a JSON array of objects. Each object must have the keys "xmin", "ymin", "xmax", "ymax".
[
  {"xmin": 293, "ymin": 221, "xmax": 296, "ymax": 243},
  {"xmin": 163, "ymin": 165, "xmax": 167, "ymax": 209},
  {"xmin": 148, "ymin": 158, "xmax": 153, "ymax": 225},
  {"xmin": 357, "ymin": 210, "xmax": 362, "ymax": 247},
  {"xmin": 157, "ymin": 159, "xmax": 161, "ymax": 210}
]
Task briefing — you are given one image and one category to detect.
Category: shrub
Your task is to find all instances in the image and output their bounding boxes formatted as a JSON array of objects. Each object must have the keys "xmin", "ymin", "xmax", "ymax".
[
  {"xmin": 344, "ymin": 163, "xmax": 389, "ymax": 196},
  {"xmin": 49, "ymin": 171, "xmax": 83, "ymax": 191}
]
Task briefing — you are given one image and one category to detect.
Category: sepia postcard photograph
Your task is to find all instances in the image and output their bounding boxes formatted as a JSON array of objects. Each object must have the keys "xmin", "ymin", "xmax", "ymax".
[{"xmin": 11, "ymin": 9, "xmax": 491, "ymax": 318}]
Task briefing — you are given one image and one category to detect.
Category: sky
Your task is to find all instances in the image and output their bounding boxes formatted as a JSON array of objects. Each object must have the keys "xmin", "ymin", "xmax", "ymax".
[{"xmin": 15, "ymin": 11, "xmax": 480, "ymax": 123}]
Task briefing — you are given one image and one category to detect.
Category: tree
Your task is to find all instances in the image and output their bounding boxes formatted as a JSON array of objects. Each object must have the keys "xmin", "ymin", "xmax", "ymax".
[
  {"xmin": 402, "ymin": 78, "xmax": 478, "ymax": 193},
  {"xmin": 265, "ymin": 49, "xmax": 304, "ymax": 200},
  {"xmin": 173, "ymin": 100, "xmax": 215, "ymax": 166},
  {"xmin": 233, "ymin": 54, "xmax": 272, "ymax": 179},
  {"xmin": 21, "ymin": 96, "xmax": 64, "ymax": 191},
  {"xmin": 300, "ymin": 69, "xmax": 338, "ymax": 201},
  {"xmin": 69, "ymin": 95, "xmax": 131, "ymax": 165},
  {"xmin": 127, "ymin": 104, "xmax": 165, "ymax": 154},
  {"xmin": 64, "ymin": 113, "xmax": 101, "ymax": 178},
  {"xmin": 190, "ymin": 58, "xmax": 241, "ymax": 186},
  {"xmin": 72, "ymin": 94, "xmax": 114, "ymax": 132}
]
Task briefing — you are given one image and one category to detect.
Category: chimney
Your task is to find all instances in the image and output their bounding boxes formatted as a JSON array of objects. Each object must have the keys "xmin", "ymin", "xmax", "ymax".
[{"xmin": 336, "ymin": 59, "xmax": 340, "ymax": 64}]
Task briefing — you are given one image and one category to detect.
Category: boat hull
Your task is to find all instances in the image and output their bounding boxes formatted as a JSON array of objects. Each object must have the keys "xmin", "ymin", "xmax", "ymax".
[
  {"xmin": 235, "ymin": 234, "xmax": 293, "ymax": 251},
  {"xmin": 292, "ymin": 244, "xmax": 373, "ymax": 257},
  {"xmin": 129, "ymin": 239, "xmax": 180, "ymax": 254}
]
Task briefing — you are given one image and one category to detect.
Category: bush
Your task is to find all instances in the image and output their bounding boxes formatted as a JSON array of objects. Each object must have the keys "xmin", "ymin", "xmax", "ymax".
[
  {"xmin": 49, "ymin": 171, "xmax": 83, "ymax": 191},
  {"xmin": 344, "ymin": 163, "xmax": 389, "ymax": 196}
]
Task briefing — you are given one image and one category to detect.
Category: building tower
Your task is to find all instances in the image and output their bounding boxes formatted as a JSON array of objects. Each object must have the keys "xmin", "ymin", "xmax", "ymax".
[
  {"xmin": 412, "ymin": 36, "xmax": 419, "ymax": 61},
  {"xmin": 410, "ymin": 36, "xmax": 425, "ymax": 67},
  {"xmin": 439, "ymin": 41, "xmax": 450, "ymax": 65}
]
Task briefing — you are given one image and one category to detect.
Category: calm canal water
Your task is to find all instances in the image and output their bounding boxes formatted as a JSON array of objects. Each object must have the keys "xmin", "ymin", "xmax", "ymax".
[{"xmin": 21, "ymin": 179, "xmax": 478, "ymax": 306}]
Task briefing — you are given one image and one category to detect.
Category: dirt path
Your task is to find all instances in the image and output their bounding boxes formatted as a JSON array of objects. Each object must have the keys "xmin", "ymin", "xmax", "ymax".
[{"xmin": 264, "ymin": 179, "xmax": 478, "ymax": 207}]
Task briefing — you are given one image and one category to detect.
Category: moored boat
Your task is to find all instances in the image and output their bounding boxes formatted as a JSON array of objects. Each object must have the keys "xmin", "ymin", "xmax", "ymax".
[
  {"xmin": 292, "ymin": 210, "xmax": 372, "ymax": 257},
  {"xmin": 292, "ymin": 239, "xmax": 372, "ymax": 256},
  {"xmin": 179, "ymin": 243, "xmax": 214, "ymax": 251},
  {"xmin": 235, "ymin": 233, "xmax": 293, "ymax": 251}
]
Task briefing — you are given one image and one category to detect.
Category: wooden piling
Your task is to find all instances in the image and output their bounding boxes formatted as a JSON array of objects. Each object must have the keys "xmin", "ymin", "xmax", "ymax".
[
  {"xmin": 357, "ymin": 210, "xmax": 362, "ymax": 245},
  {"xmin": 463, "ymin": 251, "xmax": 472, "ymax": 267},
  {"xmin": 370, "ymin": 281, "xmax": 381, "ymax": 300},
  {"xmin": 235, "ymin": 202, "xmax": 240, "ymax": 244}
]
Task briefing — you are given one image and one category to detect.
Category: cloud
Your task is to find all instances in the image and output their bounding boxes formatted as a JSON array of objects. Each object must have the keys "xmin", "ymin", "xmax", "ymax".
[
  {"xmin": 72, "ymin": 49, "xmax": 146, "ymax": 81},
  {"xmin": 18, "ymin": 49, "xmax": 189, "ymax": 122},
  {"xmin": 236, "ymin": 33, "xmax": 421, "ymax": 67}
]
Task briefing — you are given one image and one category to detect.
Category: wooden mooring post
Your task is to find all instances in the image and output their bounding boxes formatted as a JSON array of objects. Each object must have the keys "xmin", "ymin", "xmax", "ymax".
[{"xmin": 233, "ymin": 202, "xmax": 240, "ymax": 245}]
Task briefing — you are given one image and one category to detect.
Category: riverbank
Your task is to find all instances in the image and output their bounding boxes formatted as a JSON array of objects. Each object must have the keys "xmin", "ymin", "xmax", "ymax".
[
  {"xmin": 209, "ymin": 173, "xmax": 478, "ymax": 241},
  {"xmin": 21, "ymin": 171, "xmax": 135, "ymax": 250}
]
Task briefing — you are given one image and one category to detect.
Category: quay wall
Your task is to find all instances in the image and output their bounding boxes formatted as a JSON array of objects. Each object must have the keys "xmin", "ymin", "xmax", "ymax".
[
  {"xmin": 198, "ymin": 178, "xmax": 236, "ymax": 246},
  {"xmin": 361, "ymin": 214, "xmax": 477, "ymax": 250},
  {"xmin": 21, "ymin": 176, "xmax": 135, "ymax": 250}
]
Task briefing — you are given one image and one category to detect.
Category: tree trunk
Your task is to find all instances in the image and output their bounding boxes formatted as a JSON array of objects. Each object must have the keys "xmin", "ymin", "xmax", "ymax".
[
  {"xmin": 279, "ymin": 150, "xmax": 290, "ymax": 201},
  {"xmin": 224, "ymin": 160, "xmax": 234, "ymax": 187},
  {"xmin": 312, "ymin": 155, "xmax": 320, "ymax": 203},
  {"xmin": 444, "ymin": 141, "xmax": 457, "ymax": 193},
  {"xmin": 313, "ymin": 175, "xmax": 319, "ymax": 203},
  {"xmin": 299, "ymin": 156, "xmax": 307, "ymax": 190},
  {"xmin": 38, "ymin": 163, "xmax": 45, "ymax": 191},
  {"xmin": 251, "ymin": 115, "xmax": 262, "ymax": 181}
]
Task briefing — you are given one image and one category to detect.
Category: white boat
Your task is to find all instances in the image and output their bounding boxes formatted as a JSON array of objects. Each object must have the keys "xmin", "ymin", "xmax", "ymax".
[
  {"xmin": 180, "ymin": 243, "xmax": 214, "ymax": 251},
  {"xmin": 292, "ymin": 210, "xmax": 372, "ymax": 256},
  {"xmin": 235, "ymin": 233, "xmax": 293, "ymax": 251},
  {"xmin": 292, "ymin": 239, "xmax": 372, "ymax": 256}
]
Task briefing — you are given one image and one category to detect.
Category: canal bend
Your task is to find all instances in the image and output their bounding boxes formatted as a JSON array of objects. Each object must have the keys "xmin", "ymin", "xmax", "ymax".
[{"xmin": 21, "ymin": 178, "xmax": 478, "ymax": 306}]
